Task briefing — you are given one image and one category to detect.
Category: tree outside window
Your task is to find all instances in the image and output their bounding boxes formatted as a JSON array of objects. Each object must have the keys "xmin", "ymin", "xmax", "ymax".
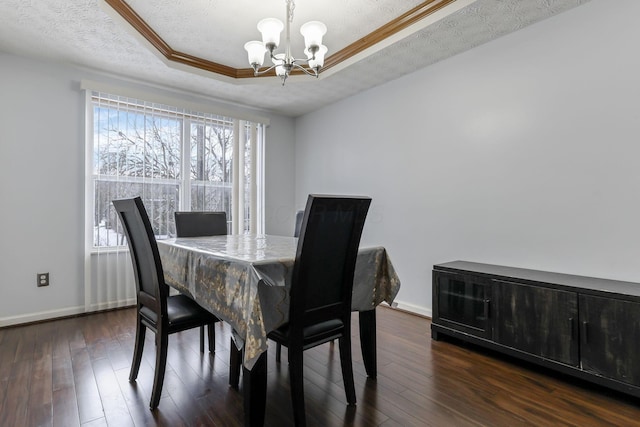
[{"xmin": 90, "ymin": 92, "xmax": 261, "ymax": 247}]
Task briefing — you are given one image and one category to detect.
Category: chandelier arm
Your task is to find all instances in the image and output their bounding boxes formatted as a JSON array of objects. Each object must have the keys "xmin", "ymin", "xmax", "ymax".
[
  {"xmin": 290, "ymin": 56, "xmax": 315, "ymax": 63},
  {"xmin": 252, "ymin": 64, "xmax": 279, "ymax": 76},
  {"xmin": 290, "ymin": 62, "xmax": 319, "ymax": 77},
  {"xmin": 267, "ymin": 50, "xmax": 314, "ymax": 65},
  {"xmin": 267, "ymin": 51, "xmax": 283, "ymax": 63},
  {"xmin": 267, "ymin": 51, "xmax": 313, "ymax": 65}
]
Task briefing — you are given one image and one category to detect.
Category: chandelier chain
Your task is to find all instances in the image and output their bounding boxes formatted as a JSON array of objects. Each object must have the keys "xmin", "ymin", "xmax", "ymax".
[{"xmin": 286, "ymin": 0, "xmax": 295, "ymax": 23}]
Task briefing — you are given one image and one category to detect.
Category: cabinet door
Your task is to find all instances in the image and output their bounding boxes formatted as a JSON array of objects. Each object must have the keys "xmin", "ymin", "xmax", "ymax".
[
  {"xmin": 580, "ymin": 295, "xmax": 640, "ymax": 385},
  {"xmin": 433, "ymin": 271, "xmax": 491, "ymax": 339},
  {"xmin": 493, "ymin": 280, "xmax": 579, "ymax": 366}
]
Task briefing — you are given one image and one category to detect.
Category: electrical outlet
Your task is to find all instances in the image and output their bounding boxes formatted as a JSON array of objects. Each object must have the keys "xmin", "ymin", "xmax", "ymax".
[{"xmin": 37, "ymin": 272, "xmax": 49, "ymax": 287}]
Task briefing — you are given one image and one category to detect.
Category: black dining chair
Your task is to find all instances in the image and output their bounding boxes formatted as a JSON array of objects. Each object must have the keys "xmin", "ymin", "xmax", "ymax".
[
  {"xmin": 113, "ymin": 197, "xmax": 220, "ymax": 410},
  {"xmin": 275, "ymin": 208, "xmax": 306, "ymax": 362},
  {"xmin": 268, "ymin": 195, "xmax": 371, "ymax": 426},
  {"xmin": 293, "ymin": 209, "xmax": 304, "ymax": 238},
  {"xmin": 174, "ymin": 211, "xmax": 228, "ymax": 237},
  {"xmin": 174, "ymin": 211, "xmax": 228, "ymax": 352}
]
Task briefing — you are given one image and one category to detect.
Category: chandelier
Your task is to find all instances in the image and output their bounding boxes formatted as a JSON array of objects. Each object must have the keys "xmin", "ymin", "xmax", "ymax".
[{"xmin": 244, "ymin": 0, "xmax": 328, "ymax": 85}]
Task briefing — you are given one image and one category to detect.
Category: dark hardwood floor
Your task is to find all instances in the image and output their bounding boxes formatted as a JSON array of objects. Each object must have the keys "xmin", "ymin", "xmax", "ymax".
[{"xmin": 1, "ymin": 306, "xmax": 639, "ymax": 426}]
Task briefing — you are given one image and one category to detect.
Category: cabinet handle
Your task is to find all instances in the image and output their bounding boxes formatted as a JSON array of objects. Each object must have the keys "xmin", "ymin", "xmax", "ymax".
[
  {"xmin": 569, "ymin": 317, "xmax": 575, "ymax": 340},
  {"xmin": 582, "ymin": 321, "xmax": 589, "ymax": 343},
  {"xmin": 483, "ymin": 299, "xmax": 490, "ymax": 319}
]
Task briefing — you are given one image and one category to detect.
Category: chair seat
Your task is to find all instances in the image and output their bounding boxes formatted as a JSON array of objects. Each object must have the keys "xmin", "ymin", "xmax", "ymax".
[
  {"xmin": 140, "ymin": 294, "xmax": 218, "ymax": 333},
  {"xmin": 268, "ymin": 318, "xmax": 344, "ymax": 349}
]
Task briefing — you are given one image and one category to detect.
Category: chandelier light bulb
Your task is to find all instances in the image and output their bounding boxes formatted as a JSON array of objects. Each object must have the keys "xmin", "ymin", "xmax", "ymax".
[
  {"xmin": 257, "ymin": 18, "xmax": 284, "ymax": 49},
  {"xmin": 300, "ymin": 21, "xmax": 327, "ymax": 50},
  {"xmin": 306, "ymin": 45, "xmax": 328, "ymax": 69},
  {"xmin": 273, "ymin": 53, "xmax": 287, "ymax": 77},
  {"xmin": 244, "ymin": 41, "xmax": 267, "ymax": 67}
]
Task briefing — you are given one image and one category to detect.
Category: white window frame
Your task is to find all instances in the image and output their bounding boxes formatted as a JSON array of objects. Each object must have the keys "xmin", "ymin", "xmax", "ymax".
[{"xmin": 82, "ymin": 83, "xmax": 267, "ymax": 311}]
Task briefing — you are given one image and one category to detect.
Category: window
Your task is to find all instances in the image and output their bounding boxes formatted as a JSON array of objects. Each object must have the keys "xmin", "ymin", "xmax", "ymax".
[
  {"xmin": 89, "ymin": 91, "xmax": 264, "ymax": 248},
  {"xmin": 84, "ymin": 89, "xmax": 265, "ymax": 311}
]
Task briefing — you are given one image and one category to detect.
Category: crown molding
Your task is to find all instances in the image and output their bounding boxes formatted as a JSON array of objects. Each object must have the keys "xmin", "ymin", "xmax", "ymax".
[
  {"xmin": 323, "ymin": 0, "xmax": 456, "ymax": 72},
  {"xmin": 103, "ymin": 0, "xmax": 457, "ymax": 80}
]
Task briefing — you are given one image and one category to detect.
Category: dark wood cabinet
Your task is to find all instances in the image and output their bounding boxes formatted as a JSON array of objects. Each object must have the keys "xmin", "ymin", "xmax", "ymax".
[
  {"xmin": 433, "ymin": 270, "xmax": 491, "ymax": 339},
  {"xmin": 493, "ymin": 280, "xmax": 579, "ymax": 367},
  {"xmin": 580, "ymin": 295, "xmax": 640, "ymax": 385},
  {"xmin": 432, "ymin": 261, "xmax": 640, "ymax": 398}
]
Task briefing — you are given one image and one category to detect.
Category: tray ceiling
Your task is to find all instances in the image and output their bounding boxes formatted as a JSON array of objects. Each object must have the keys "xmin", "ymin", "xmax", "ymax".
[{"xmin": 0, "ymin": 0, "xmax": 591, "ymax": 116}]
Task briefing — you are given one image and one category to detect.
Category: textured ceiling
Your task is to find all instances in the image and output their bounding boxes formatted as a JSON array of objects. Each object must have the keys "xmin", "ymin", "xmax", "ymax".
[
  {"xmin": 125, "ymin": 0, "xmax": 429, "ymax": 70},
  {"xmin": 0, "ymin": 0, "xmax": 591, "ymax": 117}
]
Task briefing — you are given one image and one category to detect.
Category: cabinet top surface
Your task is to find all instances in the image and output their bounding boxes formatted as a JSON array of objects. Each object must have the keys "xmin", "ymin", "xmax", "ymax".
[{"xmin": 434, "ymin": 260, "xmax": 640, "ymax": 297}]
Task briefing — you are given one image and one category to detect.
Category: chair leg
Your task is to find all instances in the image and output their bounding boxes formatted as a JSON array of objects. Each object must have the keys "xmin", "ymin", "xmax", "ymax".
[
  {"xmin": 243, "ymin": 352, "xmax": 267, "ymax": 427},
  {"xmin": 129, "ymin": 321, "xmax": 146, "ymax": 382},
  {"xmin": 149, "ymin": 331, "xmax": 169, "ymax": 410},
  {"xmin": 288, "ymin": 347, "xmax": 307, "ymax": 427},
  {"xmin": 229, "ymin": 337, "xmax": 242, "ymax": 388},
  {"xmin": 200, "ymin": 326, "xmax": 205, "ymax": 353},
  {"xmin": 208, "ymin": 324, "xmax": 215, "ymax": 352},
  {"xmin": 338, "ymin": 336, "xmax": 356, "ymax": 405},
  {"xmin": 275, "ymin": 342, "xmax": 282, "ymax": 362},
  {"xmin": 359, "ymin": 309, "xmax": 377, "ymax": 378}
]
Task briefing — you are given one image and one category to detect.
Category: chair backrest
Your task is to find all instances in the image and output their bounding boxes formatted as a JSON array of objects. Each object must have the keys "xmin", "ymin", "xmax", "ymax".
[
  {"xmin": 174, "ymin": 211, "xmax": 228, "ymax": 237},
  {"xmin": 113, "ymin": 197, "xmax": 168, "ymax": 321},
  {"xmin": 289, "ymin": 195, "xmax": 371, "ymax": 333},
  {"xmin": 293, "ymin": 210, "xmax": 304, "ymax": 237}
]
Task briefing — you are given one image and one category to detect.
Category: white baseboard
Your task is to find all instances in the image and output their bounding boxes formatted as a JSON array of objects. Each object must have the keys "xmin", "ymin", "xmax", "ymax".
[
  {"xmin": 85, "ymin": 298, "xmax": 137, "ymax": 312},
  {"xmin": 2, "ymin": 298, "xmax": 428, "ymax": 328},
  {"xmin": 0, "ymin": 298, "xmax": 136, "ymax": 328},
  {"xmin": 386, "ymin": 300, "xmax": 432, "ymax": 318},
  {"xmin": 0, "ymin": 306, "xmax": 86, "ymax": 327}
]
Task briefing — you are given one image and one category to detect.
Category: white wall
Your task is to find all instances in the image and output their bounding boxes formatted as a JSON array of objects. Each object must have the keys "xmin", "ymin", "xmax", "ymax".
[
  {"xmin": 0, "ymin": 53, "xmax": 296, "ymax": 325},
  {"xmin": 3, "ymin": 0, "xmax": 639, "ymax": 324},
  {"xmin": 294, "ymin": 0, "xmax": 640, "ymax": 316},
  {"xmin": 0, "ymin": 54, "xmax": 86, "ymax": 322},
  {"xmin": 264, "ymin": 114, "xmax": 297, "ymax": 236}
]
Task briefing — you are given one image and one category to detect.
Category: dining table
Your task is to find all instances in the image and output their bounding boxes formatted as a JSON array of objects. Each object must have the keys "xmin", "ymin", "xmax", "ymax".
[{"xmin": 157, "ymin": 234, "xmax": 400, "ymax": 426}]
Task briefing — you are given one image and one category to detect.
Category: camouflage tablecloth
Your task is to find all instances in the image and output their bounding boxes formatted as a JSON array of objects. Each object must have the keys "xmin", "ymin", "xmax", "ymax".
[{"xmin": 157, "ymin": 234, "xmax": 400, "ymax": 368}]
